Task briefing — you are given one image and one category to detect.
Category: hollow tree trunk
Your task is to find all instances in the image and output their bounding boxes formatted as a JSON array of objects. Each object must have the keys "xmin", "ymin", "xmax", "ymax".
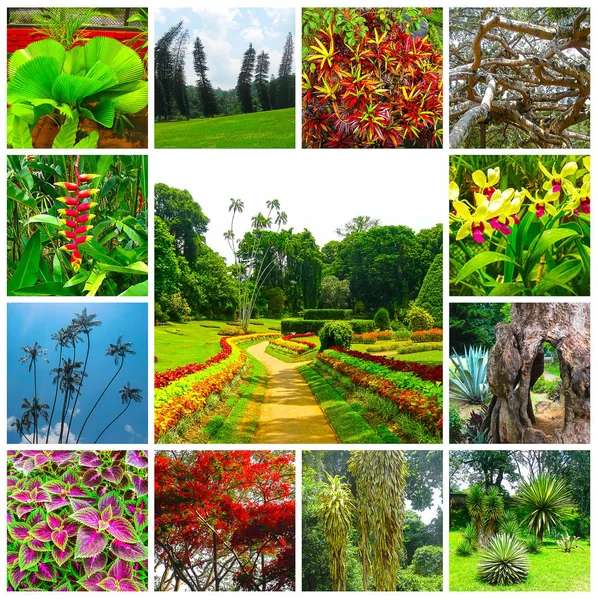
[{"xmin": 483, "ymin": 303, "xmax": 590, "ymax": 443}]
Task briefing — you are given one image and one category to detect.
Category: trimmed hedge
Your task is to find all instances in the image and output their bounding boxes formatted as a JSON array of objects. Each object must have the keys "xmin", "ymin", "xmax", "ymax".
[
  {"xmin": 303, "ymin": 308, "xmax": 352, "ymax": 320},
  {"xmin": 411, "ymin": 329, "xmax": 443, "ymax": 343},
  {"xmin": 416, "ymin": 253, "xmax": 443, "ymax": 327},
  {"xmin": 281, "ymin": 319, "xmax": 327, "ymax": 334},
  {"xmin": 350, "ymin": 319, "xmax": 374, "ymax": 333}
]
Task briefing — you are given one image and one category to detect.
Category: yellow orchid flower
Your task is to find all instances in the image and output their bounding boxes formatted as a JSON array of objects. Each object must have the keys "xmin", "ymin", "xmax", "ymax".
[
  {"xmin": 562, "ymin": 180, "xmax": 590, "ymax": 216},
  {"xmin": 453, "ymin": 198, "xmax": 503, "ymax": 243},
  {"xmin": 472, "ymin": 167, "xmax": 500, "ymax": 197},
  {"xmin": 522, "ymin": 187, "xmax": 560, "ymax": 218},
  {"xmin": 538, "ymin": 161, "xmax": 578, "ymax": 193}
]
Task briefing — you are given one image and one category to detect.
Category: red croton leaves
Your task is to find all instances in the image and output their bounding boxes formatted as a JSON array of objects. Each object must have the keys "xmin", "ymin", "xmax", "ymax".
[
  {"xmin": 155, "ymin": 451, "xmax": 295, "ymax": 592},
  {"xmin": 303, "ymin": 9, "xmax": 442, "ymax": 148}
]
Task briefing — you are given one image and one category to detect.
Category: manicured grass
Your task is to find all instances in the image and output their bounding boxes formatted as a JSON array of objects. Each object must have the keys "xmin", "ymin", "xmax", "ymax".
[
  {"xmin": 449, "ymin": 531, "xmax": 590, "ymax": 592},
  {"xmin": 154, "ymin": 319, "xmax": 281, "ymax": 373},
  {"xmin": 398, "ymin": 350, "xmax": 443, "ymax": 365},
  {"xmin": 299, "ymin": 364, "xmax": 383, "ymax": 444},
  {"xmin": 155, "ymin": 108, "xmax": 295, "ymax": 149}
]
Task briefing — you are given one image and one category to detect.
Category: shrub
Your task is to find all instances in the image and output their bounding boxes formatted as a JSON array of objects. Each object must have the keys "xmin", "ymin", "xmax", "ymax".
[
  {"xmin": 167, "ymin": 292, "xmax": 192, "ymax": 322},
  {"xmin": 353, "ymin": 332, "xmax": 377, "ymax": 345},
  {"xmin": 373, "ymin": 307, "xmax": 391, "ymax": 330},
  {"xmin": 353, "ymin": 301, "xmax": 366, "ymax": 316},
  {"xmin": 463, "ymin": 522, "xmax": 479, "ymax": 549},
  {"xmin": 411, "ymin": 328, "xmax": 443, "ymax": 343},
  {"xmin": 524, "ymin": 535, "xmax": 542, "ymax": 554},
  {"xmin": 407, "ymin": 303, "xmax": 435, "ymax": 331},
  {"xmin": 456, "ymin": 539, "xmax": 474, "ymax": 557},
  {"xmin": 396, "ymin": 567, "xmax": 442, "ymax": 591},
  {"xmin": 319, "ymin": 321, "xmax": 353, "ymax": 351},
  {"xmin": 376, "ymin": 330, "xmax": 392, "ymax": 341},
  {"xmin": 281, "ymin": 319, "xmax": 327, "ymax": 335},
  {"xmin": 303, "ymin": 308, "xmax": 352, "ymax": 320},
  {"xmin": 478, "ymin": 534, "xmax": 530, "ymax": 585},
  {"xmin": 449, "ymin": 346, "xmax": 491, "ymax": 404},
  {"xmin": 393, "ymin": 326, "xmax": 412, "ymax": 341},
  {"xmin": 557, "ymin": 532, "xmax": 582, "ymax": 553},
  {"xmin": 349, "ymin": 319, "xmax": 374, "ymax": 333},
  {"xmin": 218, "ymin": 326, "xmax": 245, "ymax": 336},
  {"xmin": 416, "ymin": 253, "xmax": 443, "ymax": 326},
  {"xmin": 155, "ymin": 302, "xmax": 168, "ymax": 323},
  {"xmin": 531, "ymin": 376, "xmax": 559, "ymax": 396},
  {"xmin": 412, "ymin": 546, "xmax": 443, "ymax": 576},
  {"xmin": 390, "ymin": 319, "xmax": 401, "ymax": 331},
  {"xmin": 449, "ymin": 407, "xmax": 463, "ymax": 443}
]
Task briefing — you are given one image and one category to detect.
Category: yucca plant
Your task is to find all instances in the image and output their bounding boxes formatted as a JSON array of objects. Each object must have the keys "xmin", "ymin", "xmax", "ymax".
[
  {"xmin": 500, "ymin": 519, "xmax": 521, "ymax": 540},
  {"xmin": 450, "ymin": 346, "xmax": 491, "ymax": 404},
  {"xmin": 557, "ymin": 532, "xmax": 583, "ymax": 553},
  {"xmin": 315, "ymin": 473, "xmax": 355, "ymax": 591},
  {"xmin": 478, "ymin": 534, "xmax": 530, "ymax": 585},
  {"xmin": 516, "ymin": 473, "xmax": 573, "ymax": 541},
  {"xmin": 524, "ymin": 535, "xmax": 542, "ymax": 554},
  {"xmin": 483, "ymin": 486, "xmax": 504, "ymax": 538},
  {"xmin": 7, "ymin": 37, "xmax": 148, "ymax": 149},
  {"xmin": 462, "ymin": 521, "xmax": 479, "ymax": 550},
  {"xmin": 466, "ymin": 483, "xmax": 485, "ymax": 546},
  {"xmin": 348, "ymin": 450, "xmax": 407, "ymax": 591},
  {"xmin": 456, "ymin": 539, "xmax": 474, "ymax": 557}
]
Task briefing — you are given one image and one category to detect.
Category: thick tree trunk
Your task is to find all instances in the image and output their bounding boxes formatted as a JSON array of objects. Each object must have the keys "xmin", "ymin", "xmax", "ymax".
[
  {"xmin": 449, "ymin": 78, "xmax": 496, "ymax": 148},
  {"xmin": 484, "ymin": 303, "xmax": 590, "ymax": 443}
]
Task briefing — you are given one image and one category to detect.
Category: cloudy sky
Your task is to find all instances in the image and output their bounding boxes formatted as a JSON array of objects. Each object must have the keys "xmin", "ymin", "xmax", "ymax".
[
  {"xmin": 7, "ymin": 303, "xmax": 148, "ymax": 445},
  {"xmin": 155, "ymin": 7, "xmax": 295, "ymax": 90},
  {"xmin": 154, "ymin": 150, "xmax": 444, "ymax": 264}
]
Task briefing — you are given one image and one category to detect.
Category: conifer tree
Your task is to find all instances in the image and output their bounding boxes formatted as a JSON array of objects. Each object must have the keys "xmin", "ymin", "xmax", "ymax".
[
  {"xmin": 236, "ymin": 43, "xmax": 256, "ymax": 113},
  {"xmin": 276, "ymin": 32, "xmax": 294, "ymax": 109},
  {"xmin": 192, "ymin": 36, "xmax": 219, "ymax": 117},
  {"xmin": 254, "ymin": 50, "xmax": 271, "ymax": 111}
]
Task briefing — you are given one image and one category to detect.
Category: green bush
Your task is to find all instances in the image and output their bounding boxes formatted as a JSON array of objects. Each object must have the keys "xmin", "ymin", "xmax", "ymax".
[
  {"xmin": 281, "ymin": 319, "xmax": 326, "ymax": 334},
  {"xmin": 218, "ymin": 325, "xmax": 245, "ymax": 336},
  {"xmin": 155, "ymin": 302, "xmax": 168, "ymax": 323},
  {"xmin": 319, "ymin": 321, "xmax": 353, "ymax": 351},
  {"xmin": 478, "ymin": 534, "xmax": 530, "ymax": 585},
  {"xmin": 353, "ymin": 300, "xmax": 366, "ymax": 316},
  {"xmin": 303, "ymin": 308, "xmax": 352, "ymax": 320},
  {"xmin": 531, "ymin": 376, "xmax": 559, "ymax": 396},
  {"xmin": 167, "ymin": 292, "xmax": 192, "ymax": 322},
  {"xmin": 449, "ymin": 407, "xmax": 463, "ymax": 443},
  {"xmin": 349, "ymin": 319, "xmax": 375, "ymax": 333},
  {"xmin": 407, "ymin": 303, "xmax": 435, "ymax": 331},
  {"xmin": 396, "ymin": 567, "xmax": 442, "ymax": 591},
  {"xmin": 390, "ymin": 319, "xmax": 401, "ymax": 331},
  {"xmin": 373, "ymin": 307, "xmax": 391, "ymax": 330},
  {"xmin": 412, "ymin": 546, "xmax": 443, "ymax": 576},
  {"xmin": 416, "ymin": 253, "xmax": 443, "ymax": 326},
  {"xmin": 393, "ymin": 326, "xmax": 412, "ymax": 341},
  {"xmin": 395, "ymin": 342, "xmax": 442, "ymax": 354},
  {"xmin": 524, "ymin": 535, "xmax": 542, "ymax": 554},
  {"xmin": 456, "ymin": 539, "xmax": 474, "ymax": 557}
]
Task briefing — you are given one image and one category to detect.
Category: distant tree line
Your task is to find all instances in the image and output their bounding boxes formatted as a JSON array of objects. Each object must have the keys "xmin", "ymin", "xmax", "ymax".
[{"xmin": 155, "ymin": 21, "xmax": 295, "ymax": 121}]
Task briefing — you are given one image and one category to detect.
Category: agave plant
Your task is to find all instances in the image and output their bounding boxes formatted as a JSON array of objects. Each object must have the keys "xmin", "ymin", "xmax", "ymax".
[
  {"xmin": 7, "ymin": 37, "xmax": 148, "ymax": 149},
  {"xmin": 456, "ymin": 538, "xmax": 474, "ymax": 557},
  {"xmin": 450, "ymin": 346, "xmax": 491, "ymax": 404},
  {"xmin": 515, "ymin": 473, "xmax": 573, "ymax": 541},
  {"xmin": 556, "ymin": 532, "xmax": 583, "ymax": 553},
  {"xmin": 478, "ymin": 534, "xmax": 530, "ymax": 585},
  {"xmin": 524, "ymin": 535, "xmax": 542, "ymax": 554},
  {"xmin": 462, "ymin": 521, "xmax": 478, "ymax": 550}
]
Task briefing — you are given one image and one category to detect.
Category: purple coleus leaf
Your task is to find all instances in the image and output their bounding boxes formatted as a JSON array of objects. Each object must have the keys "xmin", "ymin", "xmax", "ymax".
[
  {"xmin": 7, "ymin": 551, "xmax": 19, "ymax": 567},
  {"xmin": 29, "ymin": 538, "xmax": 48, "ymax": 551},
  {"xmin": 41, "ymin": 480, "xmax": 66, "ymax": 495},
  {"xmin": 18, "ymin": 544, "xmax": 42, "ymax": 570},
  {"xmin": 16, "ymin": 504, "xmax": 35, "ymax": 519},
  {"xmin": 101, "ymin": 466, "xmax": 124, "ymax": 484},
  {"xmin": 70, "ymin": 497, "xmax": 93, "ymax": 511},
  {"xmin": 47, "ymin": 513, "xmax": 63, "ymax": 530},
  {"xmin": 11, "ymin": 490, "xmax": 32, "ymax": 502},
  {"xmin": 107, "ymin": 517, "xmax": 138, "ymax": 543},
  {"xmin": 99, "ymin": 559, "xmax": 140, "ymax": 591},
  {"xmin": 110, "ymin": 539, "xmax": 147, "ymax": 562},
  {"xmin": 51, "ymin": 529, "xmax": 69, "ymax": 551},
  {"xmin": 46, "ymin": 497, "xmax": 69, "ymax": 512},
  {"xmin": 9, "ymin": 567, "xmax": 29, "ymax": 589},
  {"xmin": 36, "ymin": 562, "xmax": 56, "ymax": 583},
  {"xmin": 132, "ymin": 475, "xmax": 148, "ymax": 496},
  {"xmin": 84, "ymin": 553, "xmax": 107, "ymax": 576},
  {"xmin": 82, "ymin": 469, "xmax": 102, "ymax": 487},
  {"xmin": 99, "ymin": 492, "xmax": 123, "ymax": 517},
  {"xmin": 78, "ymin": 571, "xmax": 105, "ymax": 592},
  {"xmin": 70, "ymin": 507, "xmax": 102, "ymax": 529},
  {"xmin": 79, "ymin": 451, "xmax": 102, "ymax": 468},
  {"xmin": 74, "ymin": 527, "xmax": 107, "ymax": 559},
  {"xmin": 30, "ymin": 522, "xmax": 52, "ymax": 542},
  {"xmin": 126, "ymin": 450, "xmax": 148, "ymax": 469},
  {"xmin": 50, "ymin": 451, "xmax": 76, "ymax": 464},
  {"xmin": 51, "ymin": 544, "xmax": 73, "ymax": 567},
  {"xmin": 8, "ymin": 523, "xmax": 31, "ymax": 542}
]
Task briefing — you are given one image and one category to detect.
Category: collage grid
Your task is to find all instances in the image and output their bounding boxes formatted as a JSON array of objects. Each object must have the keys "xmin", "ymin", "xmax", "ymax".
[{"xmin": 0, "ymin": 0, "xmax": 594, "ymax": 596}]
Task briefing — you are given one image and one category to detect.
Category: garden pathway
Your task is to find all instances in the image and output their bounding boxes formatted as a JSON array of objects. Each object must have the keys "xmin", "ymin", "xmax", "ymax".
[{"xmin": 247, "ymin": 341, "xmax": 338, "ymax": 443}]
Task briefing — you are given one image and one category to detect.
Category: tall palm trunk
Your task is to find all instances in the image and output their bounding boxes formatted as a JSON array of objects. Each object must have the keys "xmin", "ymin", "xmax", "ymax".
[
  {"xmin": 66, "ymin": 331, "xmax": 90, "ymax": 443},
  {"xmin": 46, "ymin": 346, "xmax": 63, "ymax": 443},
  {"xmin": 33, "ymin": 359, "xmax": 38, "ymax": 443},
  {"xmin": 93, "ymin": 400, "xmax": 131, "ymax": 443},
  {"xmin": 77, "ymin": 356, "xmax": 124, "ymax": 443},
  {"xmin": 58, "ymin": 386, "xmax": 70, "ymax": 444}
]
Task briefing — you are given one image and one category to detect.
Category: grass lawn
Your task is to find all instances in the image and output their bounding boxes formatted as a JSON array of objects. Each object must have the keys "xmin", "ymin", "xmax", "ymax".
[
  {"xmin": 155, "ymin": 319, "xmax": 281, "ymax": 373},
  {"xmin": 398, "ymin": 350, "xmax": 442, "ymax": 365},
  {"xmin": 155, "ymin": 108, "xmax": 295, "ymax": 149},
  {"xmin": 449, "ymin": 531, "xmax": 590, "ymax": 591}
]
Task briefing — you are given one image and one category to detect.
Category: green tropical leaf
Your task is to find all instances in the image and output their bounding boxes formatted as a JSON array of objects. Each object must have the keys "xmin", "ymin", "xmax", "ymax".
[
  {"xmin": 52, "ymin": 115, "xmax": 79, "ymax": 149},
  {"xmin": 110, "ymin": 81, "xmax": 148, "ymax": 114},
  {"xmin": 25, "ymin": 215, "xmax": 61, "ymax": 228},
  {"xmin": 526, "ymin": 228, "xmax": 579, "ymax": 271},
  {"xmin": 88, "ymin": 98, "xmax": 115, "ymax": 128},
  {"xmin": 532, "ymin": 260, "xmax": 582, "ymax": 296},
  {"xmin": 7, "ymin": 56, "xmax": 61, "ymax": 104},
  {"xmin": 8, "ymin": 231, "xmax": 41, "ymax": 293},
  {"xmin": 73, "ymin": 131, "xmax": 100, "ymax": 149},
  {"xmin": 10, "ymin": 116, "xmax": 33, "ymax": 149},
  {"xmin": 8, "ymin": 38, "xmax": 66, "ymax": 76},
  {"xmin": 488, "ymin": 282, "xmax": 525, "ymax": 296},
  {"xmin": 12, "ymin": 282, "xmax": 75, "ymax": 296},
  {"xmin": 84, "ymin": 270, "xmax": 106, "ymax": 296},
  {"xmin": 83, "ymin": 36, "xmax": 144, "ymax": 84},
  {"xmin": 63, "ymin": 45, "xmax": 86, "ymax": 75},
  {"xmin": 455, "ymin": 251, "xmax": 519, "ymax": 283},
  {"xmin": 51, "ymin": 62, "xmax": 119, "ymax": 105},
  {"xmin": 119, "ymin": 280, "xmax": 148, "ymax": 296},
  {"xmin": 96, "ymin": 261, "xmax": 148, "ymax": 275}
]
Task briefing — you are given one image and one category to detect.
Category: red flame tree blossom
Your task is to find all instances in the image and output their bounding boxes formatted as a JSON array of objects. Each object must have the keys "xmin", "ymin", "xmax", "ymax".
[{"xmin": 155, "ymin": 451, "xmax": 295, "ymax": 592}]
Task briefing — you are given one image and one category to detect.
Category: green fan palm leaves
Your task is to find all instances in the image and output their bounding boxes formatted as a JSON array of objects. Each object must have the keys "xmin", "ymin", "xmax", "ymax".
[
  {"xmin": 515, "ymin": 473, "xmax": 574, "ymax": 541},
  {"xmin": 315, "ymin": 474, "xmax": 355, "ymax": 591}
]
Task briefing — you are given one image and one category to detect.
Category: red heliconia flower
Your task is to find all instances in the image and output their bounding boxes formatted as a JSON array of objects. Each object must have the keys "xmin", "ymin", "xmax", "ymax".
[{"xmin": 56, "ymin": 157, "xmax": 99, "ymax": 272}]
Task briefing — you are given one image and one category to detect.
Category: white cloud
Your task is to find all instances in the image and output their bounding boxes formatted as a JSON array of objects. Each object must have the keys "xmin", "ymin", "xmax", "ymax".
[
  {"xmin": 46, "ymin": 422, "xmax": 75, "ymax": 444},
  {"xmin": 242, "ymin": 26, "xmax": 265, "ymax": 43},
  {"xmin": 154, "ymin": 8, "xmax": 167, "ymax": 25},
  {"xmin": 7, "ymin": 415, "xmax": 18, "ymax": 431},
  {"xmin": 191, "ymin": 7, "xmax": 241, "ymax": 38},
  {"xmin": 264, "ymin": 8, "xmax": 294, "ymax": 27},
  {"xmin": 124, "ymin": 424, "xmax": 135, "ymax": 434}
]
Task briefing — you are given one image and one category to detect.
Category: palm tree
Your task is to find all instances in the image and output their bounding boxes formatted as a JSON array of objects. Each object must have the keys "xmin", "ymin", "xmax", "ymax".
[
  {"xmin": 19, "ymin": 342, "xmax": 49, "ymax": 411},
  {"xmin": 516, "ymin": 473, "xmax": 574, "ymax": 541},
  {"xmin": 46, "ymin": 327, "xmax": 71, "ymax": 443},
  {"xmin": 66, "ymin": 308, "xmax": 102, "ymax": 442},
  {"xmin": 94, "ymin": 383, "xmax": 143, "ymax": 443},
  {"xmin": 21, "ymin": 397, "xmax": 50, "ymax": 444},
  {"xmin": 11, "ymin": 416, "xmax": 33, "ymax": 444},
  {"xmin": 76, "ymin": 337, "xmax": 136, "ymax": 443},
  {"xmin": 51, "ymin": 358, "xmax": 84, "ymax": 444}
]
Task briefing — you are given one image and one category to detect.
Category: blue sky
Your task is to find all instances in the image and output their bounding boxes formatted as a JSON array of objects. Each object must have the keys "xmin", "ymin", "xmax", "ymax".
[
  {"xmin": 7, "ymin": 303, "xmax": 148, "ymax": 445},
  {"xmin": 154, "ymin": 7, "xmax": 295, "ymax": 90}
]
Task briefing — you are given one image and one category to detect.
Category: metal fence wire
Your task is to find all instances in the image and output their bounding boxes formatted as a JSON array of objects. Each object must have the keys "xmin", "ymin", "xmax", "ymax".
[{"xmin": 7, "ymin": 7, "xmax": 143, "ymax": 28}]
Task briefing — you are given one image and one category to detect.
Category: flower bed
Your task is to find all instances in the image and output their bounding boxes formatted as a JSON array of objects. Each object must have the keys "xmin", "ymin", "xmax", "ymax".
[
  {"xmin": 352, "ymin": 330, "xmax": 393, "ymax": 344},
  {"xmin": 282, "ymin": 332, "xmax": 317, "ymax": 348},
  {"xmin": 318, "ymin": 352, "xmax": 441, "ymax": 432},
  {"xmin": 154, "ymin": 333, "xmax": 278, "ymax": 439},
  {"xmin": 331, "ymin": 347, "xmax": 442, "ymax": 383},
  {"xmin": 270, "ymin": 338, "xmax": 314, "ymax": 355},
  {"xmin": 410, "ymin": 329, "xmax": 443, "ymax": 343}
]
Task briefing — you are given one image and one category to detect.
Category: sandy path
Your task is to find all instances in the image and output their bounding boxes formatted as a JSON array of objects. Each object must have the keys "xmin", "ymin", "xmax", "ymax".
[{"xmin": 247, "ymin": 341, "xmax": 338, "ymax": 444}]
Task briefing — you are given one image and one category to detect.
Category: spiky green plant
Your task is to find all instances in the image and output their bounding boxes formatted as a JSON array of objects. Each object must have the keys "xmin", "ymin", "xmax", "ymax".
[
  {"xmin": 315, "ymin": 473, "xmax": 355, "ymax": 591},
  {"xmin": 466, "ymin": 483, "xmax": 485, "ymax": 545},
  {"xmin": 524, "ymin": 535, "xmax": 542, "ymax": 554},
  {"xmin": 516, "ymin": 473, "xmax": 573, "ymax": 541},
  {"xmin": 462, "ymin": 521, "xmax": 478, "ymax": 549},
  {"xmin": 501, "ymin": 520, "xmax": 521, "ymax": 539},
  {"xmin": 483, "ymin": 486, "xmax": 504, "ymax": 538},
  {"xmin": 348, "ymin": 450, "xmax": 407, "ymax": 591},
  {"xmin": 456, "ymin": 538, "xmax": 474, "ymax": 557},
  {"xmin": 478, "ymin": 534, "xmax": 530, "ymax": 585},
  {"xmin": 450, "ymin": 346, "xmax": 491, "ymax": 403},
  {"xmin": 557, "ymin": 532, "xmax": 582, "ymax": 553}
]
